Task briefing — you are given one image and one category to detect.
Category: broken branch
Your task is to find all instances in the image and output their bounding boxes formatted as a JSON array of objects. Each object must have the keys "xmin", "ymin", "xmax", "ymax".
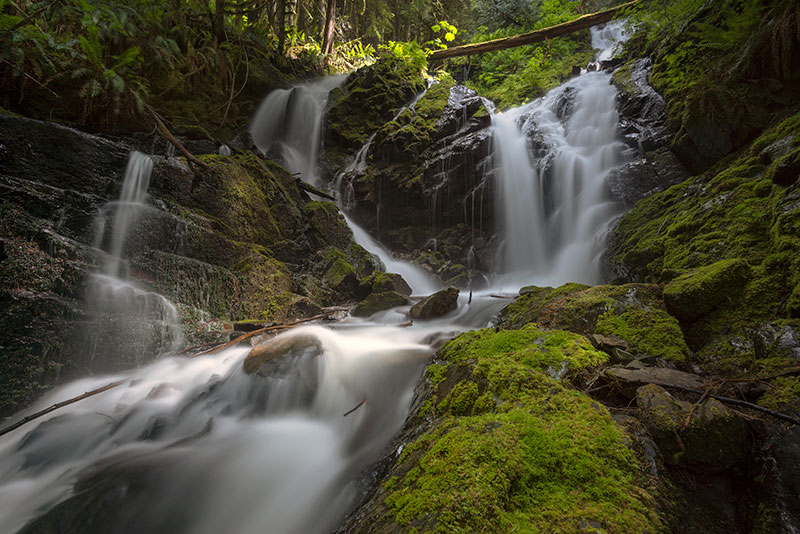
[{"xmin": 0, "ymin": 378, "xmax": 128, "ymax": 437}]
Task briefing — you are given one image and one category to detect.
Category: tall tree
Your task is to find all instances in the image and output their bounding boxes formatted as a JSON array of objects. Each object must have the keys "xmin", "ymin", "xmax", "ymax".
[{"xmin": 322, "ymin": 0, "xmax": 336, "ymax": 54}]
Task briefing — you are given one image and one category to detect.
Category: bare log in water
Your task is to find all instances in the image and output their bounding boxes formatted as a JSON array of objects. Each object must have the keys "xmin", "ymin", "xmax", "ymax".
[{"xmin": 428, "ymin": 0, "xmax": 639, "ymax": 61}]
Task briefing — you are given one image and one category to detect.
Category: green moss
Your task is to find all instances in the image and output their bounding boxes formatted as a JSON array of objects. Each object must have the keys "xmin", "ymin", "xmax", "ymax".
[
  {"xmin": 426, "ymin": 363, "xmax": 449, "ymax": 387},
  {"xmin": 596, "ymin": 307, "xmax": 689, "ymax": 362},
  {"xmin": 759, "ymin": 377, "xmax": 800, "ymax": 410},
  {"xmin": 383, "ymin": 326, "xmax": 659, "ymax": 531},
  {"xmin": 385, "ymin": 382, "xmax": 659, "ymax": 533},
  {"xmin": 663, "ymin": 258, "xmax": 750, "ymax": 321}
]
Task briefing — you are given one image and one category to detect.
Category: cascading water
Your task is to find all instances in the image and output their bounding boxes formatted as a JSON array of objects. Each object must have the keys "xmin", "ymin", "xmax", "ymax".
[
  {"xmin": 493, "ymin": 21, "xmax": 628, "ymax": 288},
  {"xmin": 87, "ymin": 151, "xmax": 182, "ymax": 366},
  {"xmin": 250, "ymin": 75, "xmax": 345, "ymax": 185},
  {"xmin": 0, "ymin": 21, "xmax": 632, "ymax": 534}
]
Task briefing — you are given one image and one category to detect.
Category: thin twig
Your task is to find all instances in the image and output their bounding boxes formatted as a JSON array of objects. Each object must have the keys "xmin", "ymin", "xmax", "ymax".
[
  {"xmin": 0, "ymin": 379, "xmax": 128, "ymax": 437},
  {"xmin": 192, "ymin": 310, "xmax": 339, "ymax": 357},
  {"xmin": 343, "ymin": 398, "xmax": 367, "ymax": 417},
  {"xmin": 143, "ymin": 102, "xmax": 209, "ymax": 169}
]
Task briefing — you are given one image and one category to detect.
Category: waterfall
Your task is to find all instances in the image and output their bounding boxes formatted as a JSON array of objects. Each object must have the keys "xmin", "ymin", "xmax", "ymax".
[
  {"xmin": 250, "ymin": 75, "xmax": 346, "ymax": 185},
  {"xmin": 87, "ymin": 151, "xmax": 182, "ymax": 366},
  {"xmin": 249, "ymin": 72, "xmax": 439, "ymax": 296},
  {"xmin": 0, "ymin": 21, "xmax": 633, "ymax": 534},
  {"xmin": 493, "ymin": 21, "xmax": 627, "ymax": 288}
]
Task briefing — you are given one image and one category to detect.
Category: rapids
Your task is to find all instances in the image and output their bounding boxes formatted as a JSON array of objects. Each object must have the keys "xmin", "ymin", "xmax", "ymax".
[{"xmin": 0, "ymin": 21, "xmax": 629, "ymax": 533}]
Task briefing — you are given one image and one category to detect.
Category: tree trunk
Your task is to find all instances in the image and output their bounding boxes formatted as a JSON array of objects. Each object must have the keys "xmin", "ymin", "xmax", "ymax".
[
  {"xmin": 322, "ymin": 0, "xmax": 336, "ymax": 54},
  {"xmin": 277, "ymin": 0, "xmax": 286, "ymax": 54},
  {"xmin": 213, "ymin": 0, "xmax": 226, "ymax": 43},
  {"xmin": 428, "ymin": 0, "xmax": 639, "ymax": 61}
]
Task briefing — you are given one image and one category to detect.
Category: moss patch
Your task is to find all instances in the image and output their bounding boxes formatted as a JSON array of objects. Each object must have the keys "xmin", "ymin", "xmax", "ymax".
[
  {"xmin": 381, "ymin": 327, "xmax": 660, "ymax": 533},
  {"xmin": 501, "ymin": 284, "xmax": 689, "ymax": 363}
]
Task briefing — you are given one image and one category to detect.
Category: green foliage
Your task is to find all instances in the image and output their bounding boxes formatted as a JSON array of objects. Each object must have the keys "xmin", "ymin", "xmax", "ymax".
[{"xmin": 453, "ymin": 0, "xmax": 593, "ymax": 108}]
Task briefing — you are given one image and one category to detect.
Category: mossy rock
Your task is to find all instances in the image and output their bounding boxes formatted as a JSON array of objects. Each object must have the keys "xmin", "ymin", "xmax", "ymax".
[
  {"xmin": 636, "ymin": 384, "xmax": 749, "ymax": 472},
  {"xmin": 343, "ymin": 326, "xmax": 661, "ymax": 533},
  {"xmin": 304, "ymin": 201, "xmax": 353, "ymax": 249},
  {"xmin": 663, "ymin": 258, "xmax": 750, "ymax": 321},
  {"xmin": 501, "ymin": 283, "xmax": 690, "ymax": 363},
  {"xmin": 352, "ymin": 291, "xmax": 410, "ymax": 317},
  {"xmin": 409, "ymin": 286, "xmax": 459, "ymax": 320},
  {"xmin": 358, "ymin": 271, "xmax": 412, "ymax": 298}
]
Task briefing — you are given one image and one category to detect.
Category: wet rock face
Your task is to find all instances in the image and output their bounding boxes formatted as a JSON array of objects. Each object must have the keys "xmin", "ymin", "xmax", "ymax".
[
  {"xmin": 330, "ymin": 78, "xmax": 495, "ymax": 283},
  {"xmin": 606, "ymin": 147, "xmax": 689, "ymax": 208},
  {"xmin": 0, "ymin": 113, "xmax": 375, "ymax": 416}
]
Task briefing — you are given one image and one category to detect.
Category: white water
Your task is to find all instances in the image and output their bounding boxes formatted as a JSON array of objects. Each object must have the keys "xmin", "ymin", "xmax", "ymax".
[
  {"xmin": 88, "ymin": 151, "xmax": 182, "ymax": 364},
  {"xmin": 493, "ymin": 21, "xmax": 627, "ymax": 288},
  {"xmin": 345, "ymin": 214, "xmax": 440, "ymax": 296},
  {"xmin": 0, "ymin": 22, "xmax": 631, "ymax": 534},
  {"xmin": 250, "ymin": 75, "xmax": 346, "ymax": 185}
]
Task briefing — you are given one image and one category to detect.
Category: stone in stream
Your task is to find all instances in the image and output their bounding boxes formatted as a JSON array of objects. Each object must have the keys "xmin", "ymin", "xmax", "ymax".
[
  {"xmin": 352, "ymin": 291, "xmax": 410, "ymax": 317},
  {"xmin": 243, "ymin": 333, "xmax": 323, "ymax": 376},
  {"xmin": 409, "ymin": 286, "xmax": 459, "ymax": 320}
]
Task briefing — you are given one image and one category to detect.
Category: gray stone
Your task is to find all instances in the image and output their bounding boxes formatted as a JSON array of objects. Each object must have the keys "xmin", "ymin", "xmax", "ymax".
[{"xmin": 409, "ymin": 286, "xmax": 459, "ymax": 320}]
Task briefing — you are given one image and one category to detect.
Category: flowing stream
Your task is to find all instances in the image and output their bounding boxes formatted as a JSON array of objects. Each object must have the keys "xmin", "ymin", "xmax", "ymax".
[{"xmin": 0, "ymin": 22, "xmax": 628, "ymax": 533}]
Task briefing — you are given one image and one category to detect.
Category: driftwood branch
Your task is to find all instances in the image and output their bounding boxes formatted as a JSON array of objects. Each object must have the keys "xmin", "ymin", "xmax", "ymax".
[
  {"xmin": 0, "ymin": 379, "xmax": 128, "ymax": 437},
  {"xmin": 428, "ymin": 0, "xmax": 639, "ymax": 61},
  {"xmin": 296, "ymin": 178, "xmax": 337, "ymax": 201},
  {"xmin": 192, "ymin": 310, "xmax": 340, "ymax": 357},
  {"xmin": 143, "ymin": 102, "xmax": 209, "ymax": 169},
  {"xmin": 343, "ymin": 397, "xmax": 367, "ymax": 416}
]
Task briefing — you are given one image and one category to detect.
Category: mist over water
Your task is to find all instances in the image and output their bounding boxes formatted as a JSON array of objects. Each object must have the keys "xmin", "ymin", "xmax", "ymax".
[{"xmin": 0, "ymin": 22, "xmax": 629, "ymax": 534}]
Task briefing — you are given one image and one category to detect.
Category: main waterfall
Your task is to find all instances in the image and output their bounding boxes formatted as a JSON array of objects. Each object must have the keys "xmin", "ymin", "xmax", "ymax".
[
  {"xmin": 0, "ymin": 22, "xmax": 630, "ymax": 534},
  {"xmin": 493, "ymin": 23, "xmax": 627, "ymax": 287}
]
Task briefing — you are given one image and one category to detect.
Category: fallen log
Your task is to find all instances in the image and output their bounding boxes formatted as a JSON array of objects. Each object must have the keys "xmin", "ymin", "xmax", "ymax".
[
  {"xmin": 192, "ymin": 310, "xmax": 340, "ymax": 357},
  {"xmin": 296, "ymin": 177, "xmax": 337, "ymax": 201},
  {"xmin": 144, "ymin": 102, "xmax": 210, "ymax": 170},
  {"xmin": 428, "ymin": 0, "xmax": 639, "ymax": 61}
]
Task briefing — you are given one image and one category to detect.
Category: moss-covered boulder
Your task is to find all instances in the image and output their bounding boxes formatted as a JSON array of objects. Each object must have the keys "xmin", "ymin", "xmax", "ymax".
[
  {"xmin": 352, "ymin": 291, "xmax": 410, "ymax": 317},
  {"xmin": 358, "ymin": 271, "xmax": 412, "ymax": 298},
  {"xmin": 607, "ymin": 111, "xmax": 800, "ymax": 367},
  {"xmin": 409, "ymin": 286, "xmax": 459, "ymax": 320},
  {"xmin": 335, "ymin": 326, "xmax": 662, "ymax": 533},
  {"xmin": 500, "ymin": 283, "xmax": 690, "ymax": 363},
  {"xmin": 662, "ymin": 258, "xmax": 751, "ymax": 321}
]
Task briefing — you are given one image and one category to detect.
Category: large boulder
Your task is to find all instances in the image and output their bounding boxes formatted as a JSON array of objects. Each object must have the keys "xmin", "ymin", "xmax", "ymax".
[
  {"xmin": 409, "ymin": 286, "xmax": 459, "ymax": 320},
  {"xmin": 334, "ymin": 326, "xmax": 661, "ymax": 533},
  {"xmin": 663, "ymin": 258, "xmax": 751, "ymax": 321}
]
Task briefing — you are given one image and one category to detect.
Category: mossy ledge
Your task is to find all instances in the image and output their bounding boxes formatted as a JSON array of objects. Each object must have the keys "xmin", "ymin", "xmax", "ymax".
[{"xmin": 337, "ymin": 326, "xmax": 663, "ymax": 533}]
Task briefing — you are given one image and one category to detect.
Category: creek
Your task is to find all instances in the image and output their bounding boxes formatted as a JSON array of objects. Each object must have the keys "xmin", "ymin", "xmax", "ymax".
[{"xmin": 0, "ymin": 22, "xmax": 628, "ymax": 533}]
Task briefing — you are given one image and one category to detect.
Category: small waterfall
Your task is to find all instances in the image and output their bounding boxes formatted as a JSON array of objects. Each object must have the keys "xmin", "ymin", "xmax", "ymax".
[
  {"xmin": 103, "ymin": 151, "xmax": 152, "ymax": 278},
  {"xmin": 87, "ymin": 151, "xmax": 182, "ymax": 366},
  {"xmin": 345, "ymin": 214, "xmax": 440, "ymax": 296},
  {"xmin": 250, "ymin": 75, "xmax": 346, "ymax": 185},
  {"xmin": 251, "ymin": 73, "xmax": 439, "ymax": 296},
  {"xmin": 493, "ymin": 21, "xmax": 627, "ymax": 287}
]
